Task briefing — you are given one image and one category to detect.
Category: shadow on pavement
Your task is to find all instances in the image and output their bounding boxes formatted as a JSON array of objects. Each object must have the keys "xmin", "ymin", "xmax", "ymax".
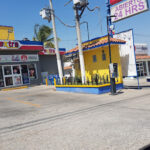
[
  {"xmin": 124, "ymin": 85, "xmax": 150, "ymax": 89},
  {"xmin": 139, "ymin": 144, "xmax": 150, "ymax": 150}
]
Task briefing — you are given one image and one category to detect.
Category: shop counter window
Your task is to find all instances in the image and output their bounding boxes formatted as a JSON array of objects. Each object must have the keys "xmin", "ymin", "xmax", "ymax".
[{"xmin": 28, "ymin": 64, "xmax": 37, "ymax": 80}]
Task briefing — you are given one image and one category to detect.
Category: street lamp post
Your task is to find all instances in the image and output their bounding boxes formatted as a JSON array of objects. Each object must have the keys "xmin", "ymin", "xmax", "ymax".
[{"xmin": 107, "ymin": 15, "xmax": 116, "ymax": 95}]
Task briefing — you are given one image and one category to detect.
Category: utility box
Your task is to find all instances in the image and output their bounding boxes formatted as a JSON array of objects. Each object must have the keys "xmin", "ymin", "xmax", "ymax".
[
  {"xmin": 73, "ymin": 0, "xmax": 88, "ymax": 6},
  {"xmin": 109, "ymin": 63, "xmax": 118, "ymax": 78}
]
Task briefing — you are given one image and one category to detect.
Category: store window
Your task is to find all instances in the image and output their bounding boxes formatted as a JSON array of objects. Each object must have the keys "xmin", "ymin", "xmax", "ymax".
[
  {"xmin": 5, "ymin": 77, "xmax": 13, "ymax": 86},
  {"xmin": 136, "ymin": 61, "xmax": 147, "ymax": 77},
  {"xmin": 13, "ymin": 66, "xmax": 20, "ymax": 74},
  {"xmin": 28, "ymin": 64, "xmax": 37, "ymax": 80},
  {"xmin": 13, "ymin": 76, "xmax": 22, "ymax": 86},
  {"xmin": 0, "ymin": 66, "xmax": 4, "ymax": 87},
  {"xmin": 4, "ymin": 66, "xmax": 12, "ymax": 75}
]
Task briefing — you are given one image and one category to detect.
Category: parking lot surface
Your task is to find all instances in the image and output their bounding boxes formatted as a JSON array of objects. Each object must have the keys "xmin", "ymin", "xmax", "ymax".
[{"xmin": 0, "ymin": 85, "xmax": 150, "ymax": 150}]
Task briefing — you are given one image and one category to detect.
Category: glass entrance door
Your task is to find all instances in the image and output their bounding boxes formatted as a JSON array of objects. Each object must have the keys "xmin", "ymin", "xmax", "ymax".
[
  {"xmin": 0, "ymin": 66, "xmax": 4, "ymax": 87},
  {"xmin": 12, "ymin": 65, "xmax": 22, "ymax": 86},
  {"xmin": 21, "ymin": 65, "xmax": 30, "ymax": 84}
]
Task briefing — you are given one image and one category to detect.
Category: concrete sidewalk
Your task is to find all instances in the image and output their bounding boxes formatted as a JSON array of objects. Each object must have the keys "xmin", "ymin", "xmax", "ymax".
[{"xmin": 123, "ymin": 77, "xmax": 150, "ymax": 88}]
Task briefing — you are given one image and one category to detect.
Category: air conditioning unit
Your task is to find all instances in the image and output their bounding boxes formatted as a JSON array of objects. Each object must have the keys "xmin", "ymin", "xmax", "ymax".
[{"xmin": 73, "ymin": 0, "xmax": 88, "ymax": 6}]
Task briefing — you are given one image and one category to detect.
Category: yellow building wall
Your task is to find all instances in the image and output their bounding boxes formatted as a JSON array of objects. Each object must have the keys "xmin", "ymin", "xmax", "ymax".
[
  {"xmin": 75, "ymin": 45, "xmax": 123, "ymax": 84},
  {"xmin": 0, "ymin": 26, "xmax": 15, "ymax": 40}
]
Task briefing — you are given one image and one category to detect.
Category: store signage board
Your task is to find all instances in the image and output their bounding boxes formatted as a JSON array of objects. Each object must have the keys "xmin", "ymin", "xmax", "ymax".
[
  {"xmin": 0, "ymin": 55, "xmax": 39, "ymax": 63},
  {"xmin": 111, "ymin": 0, "xmax": 149, "ymax": 22},
  {"xmin": 110, "ymin": 0, "xmax": 122, "ymax": 5},
  {"xmin": 40, "ymin": 48, "xmax": 66, "ymax": 55},
  {"xmin": 45, "ymin": 48, "xmax": 56, "ymax": 55},
  {"xmin": 114, "ymin": 29, "xmax": 137, "ymax": 77},
  {"xmin": 0, "ymin": 41, "xmax": 20, "ymax": 49}
]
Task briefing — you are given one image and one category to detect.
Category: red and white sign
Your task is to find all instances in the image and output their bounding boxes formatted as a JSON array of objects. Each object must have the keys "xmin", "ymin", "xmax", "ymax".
[
  {"xmin": 39, "ymin": 48, "xmax": 65, "ymax": 55},
  {"xmin": 111, "ymin": 0, "xmax": 149, "ymax": 22},
  {"xmin": 0, "ymin": 41, "xmax": 20, "ymax": 49},
  {"xmin": 0, "ymin": 55, "xmax": 39, "ymax": 63},
  {"xmin": 110, "ymin": 0, "xmax": 122, "ymax": 5}
]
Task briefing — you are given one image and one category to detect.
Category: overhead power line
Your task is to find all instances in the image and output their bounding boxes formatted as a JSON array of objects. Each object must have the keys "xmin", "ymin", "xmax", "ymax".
[
  {"xmin": 87, "ymin": 6, "xmax": 100, "ymax": 12},
  {"xmin": 54, "ymin": 15, "xmax": 76, "ymax": 28}
]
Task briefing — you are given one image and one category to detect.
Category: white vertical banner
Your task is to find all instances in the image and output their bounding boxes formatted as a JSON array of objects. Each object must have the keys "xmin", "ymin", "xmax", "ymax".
[{"xmin": 114, "ymin": 29, "xmax": 137, "ymax": 77}]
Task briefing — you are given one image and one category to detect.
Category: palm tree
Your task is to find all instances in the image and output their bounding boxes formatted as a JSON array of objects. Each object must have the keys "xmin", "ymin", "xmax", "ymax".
[{"xmin": 33, "ymin": 24, "xmax": 55, "ymax": 48}]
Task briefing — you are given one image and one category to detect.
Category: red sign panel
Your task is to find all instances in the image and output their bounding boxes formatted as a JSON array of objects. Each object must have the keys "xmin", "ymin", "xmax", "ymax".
[{"xmin": 110, "ymin": 0, "xmax": 122, "ymax": 5}]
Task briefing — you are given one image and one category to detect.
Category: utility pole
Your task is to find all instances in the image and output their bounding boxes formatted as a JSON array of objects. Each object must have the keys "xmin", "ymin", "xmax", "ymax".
[
  {"xmin": 106, "ymin": 0, "xmax": 117, "ymax": 95},
  {"xmin": 74, "ymin": 7, "xmax": 86, "ymax": 84},
  {"xmin": 49, "ymin": 0, "xmax": 63, "ymax": 84},
  {"xmin": 73, "ymin": 0, "xmax": 88, "ymax": 84}
]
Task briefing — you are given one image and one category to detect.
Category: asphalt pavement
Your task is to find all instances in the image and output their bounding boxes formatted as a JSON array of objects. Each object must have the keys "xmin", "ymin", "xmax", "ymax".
[{"xmin": 0, "ymin": 85, "xmax": 150, "ymax": 150}]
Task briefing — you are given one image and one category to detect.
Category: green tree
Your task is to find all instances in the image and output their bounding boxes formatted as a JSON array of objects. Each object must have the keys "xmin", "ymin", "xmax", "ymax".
[{"xmin": 33, "ymin": 24, "xmax": 55, "ymax": 48}]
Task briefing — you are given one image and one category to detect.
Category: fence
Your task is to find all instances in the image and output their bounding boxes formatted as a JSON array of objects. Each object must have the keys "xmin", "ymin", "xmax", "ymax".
[{"xmin": 57, "ymin": 74, "xmax": 119, "ymax": 86}]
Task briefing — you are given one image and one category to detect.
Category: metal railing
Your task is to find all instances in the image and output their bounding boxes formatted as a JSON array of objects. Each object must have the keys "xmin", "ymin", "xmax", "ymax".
[{"xmin": 55, "ymin": 74, "xmax": 119, "ymax": 86}]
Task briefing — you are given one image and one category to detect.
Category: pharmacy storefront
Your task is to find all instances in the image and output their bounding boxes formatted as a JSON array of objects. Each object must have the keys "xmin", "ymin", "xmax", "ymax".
[{"xmin": 0, "ymin": 40, "xmax": 43, "ymax": 89}]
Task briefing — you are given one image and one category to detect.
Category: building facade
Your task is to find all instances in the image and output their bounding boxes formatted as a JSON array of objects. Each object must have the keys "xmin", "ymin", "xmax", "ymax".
[
  {"xmin": 0, "ymin": 25, "xmax": 66, "ymax": 88},
  {"xmin": 0, "ymin": 40, "xmax": 43, "ymax": 89},
  {"xmin": 65, "ymin": 36, "xmax": 126, "ymax": 84},
  {"xmin": 135, "ymin": 44, "xmax": 150, "ymax": 77},
  {"xmin": 0, "ymin": 25, "xmax": 15, "ymax": 40}
]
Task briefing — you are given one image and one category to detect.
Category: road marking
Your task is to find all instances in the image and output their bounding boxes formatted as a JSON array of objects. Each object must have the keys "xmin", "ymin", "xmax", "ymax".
[
  {"xmin": 1, "ymin": 86, "xmax": 28, "ymax": 91},
  {"xmin": 6, "ymin": 97, "xmax": 41, "ymax": 108}
]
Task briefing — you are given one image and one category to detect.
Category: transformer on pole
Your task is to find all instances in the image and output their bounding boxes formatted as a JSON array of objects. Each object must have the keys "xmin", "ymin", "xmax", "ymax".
[{"xmin": 40, "ymin": 0, "xmax": 63, "ymax": 84}]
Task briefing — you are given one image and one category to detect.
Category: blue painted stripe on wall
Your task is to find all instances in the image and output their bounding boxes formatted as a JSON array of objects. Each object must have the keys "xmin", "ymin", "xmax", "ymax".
[
  {"xmin": 59, "ymin": 48, "xmax": 66, "ymax": 51},
  {"xmin": 56, "ymin": 84, "xmax": 123, "ymax": 95},
  {"xmin": 19, "ymin": 41, "xmax": 43, "ymax": 46}
]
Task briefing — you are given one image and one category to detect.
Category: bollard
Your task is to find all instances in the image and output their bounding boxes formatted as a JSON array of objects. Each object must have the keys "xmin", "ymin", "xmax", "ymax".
[
  {"xmin": 54, "ymin": 78, "xmax": 56, "ymax": 86},
  {"xmin": 63, "ymin": 77, "xmax": 66, "ymax": 85},
  {"xmin": 45, "ymin": 78, "xmax": 48, "ymax": 86}
]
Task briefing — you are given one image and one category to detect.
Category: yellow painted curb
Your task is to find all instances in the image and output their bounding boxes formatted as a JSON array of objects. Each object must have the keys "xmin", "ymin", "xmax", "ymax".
[
  {"xmin": 55, "ymin": 82, "xmax": 122, "ymax": 88},
  {"xmin": 1, "ymin": 86, "xmax": 28, "ymax": 91}
]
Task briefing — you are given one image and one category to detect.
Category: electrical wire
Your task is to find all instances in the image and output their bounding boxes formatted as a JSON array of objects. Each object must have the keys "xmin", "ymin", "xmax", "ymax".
[
  {"xmin": 64, "ymin": 0, "xmax": 72, "ymax": 7},
  {"xmin": 87, "ymin": 6, "xmax": 103, "ymax": 35},
  {"xmin": 87, "ymin": 6, "xmax": 100, "ymax": 12},
  {"xmin": 54, "ymin": 15, "xmax": 76, "ymax": 28}
]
